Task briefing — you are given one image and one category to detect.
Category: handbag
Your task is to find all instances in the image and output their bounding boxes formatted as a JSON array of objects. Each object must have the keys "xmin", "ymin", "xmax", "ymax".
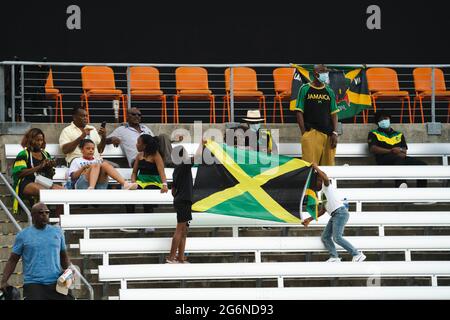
[{"xmin": 35, "ymin": 174, "xmax": 54, "ymax": 188}]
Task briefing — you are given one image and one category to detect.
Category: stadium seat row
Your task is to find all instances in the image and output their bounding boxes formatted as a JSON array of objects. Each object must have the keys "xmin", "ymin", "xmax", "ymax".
[{"xmin": 45, "ymin": 66, "xmax": 450, "ymax": 124}]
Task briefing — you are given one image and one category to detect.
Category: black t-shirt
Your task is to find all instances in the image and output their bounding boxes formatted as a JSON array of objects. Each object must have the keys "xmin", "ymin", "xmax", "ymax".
[
  {"xmin": 294, "ymin": 83, "xmax": 339, "ymax": 135},
  {"xmin": 367, "ymin": 127, "xmax": 407, "ymax": 164},
  {"xmin": 172, "ymin": 163, "xmax": 193, "ymax": 203}
]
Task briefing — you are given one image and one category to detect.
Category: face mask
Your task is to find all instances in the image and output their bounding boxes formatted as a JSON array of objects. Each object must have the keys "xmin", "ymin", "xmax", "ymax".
[
  {"xmin": 378, "ymin": 119, "xmax": 390, "ymax": 129},
  {"xmin": 318, "ymin": 72, "xmax": 329, "ymax": 84},
  {"xmin": 250, "ymin": 123, "xmax": 261, "ymax": 132},
  {"xmin": 31, "ymin": 145, "xmax": 41, "ymax": 152}
]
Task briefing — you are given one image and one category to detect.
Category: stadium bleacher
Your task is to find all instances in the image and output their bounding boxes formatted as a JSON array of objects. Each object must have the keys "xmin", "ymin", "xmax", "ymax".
[{"xmin": 1, "ymin": 62, "xmax": 450, "ymax": 301}]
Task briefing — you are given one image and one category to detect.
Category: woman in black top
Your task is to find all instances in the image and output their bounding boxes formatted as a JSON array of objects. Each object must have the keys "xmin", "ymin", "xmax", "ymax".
[
  {"xmin": 130, "ymin": 134, "xmax": 168, "ymax": 215},
  {"xmin": 131, "ymin": 134, "xmax": 168, "ymax": 192}
]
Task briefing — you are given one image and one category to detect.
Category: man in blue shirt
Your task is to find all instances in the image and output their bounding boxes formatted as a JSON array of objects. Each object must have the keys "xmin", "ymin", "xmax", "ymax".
[{"xmin": 1, "ymin": 202, "xmax": 74, "ymax": 300}]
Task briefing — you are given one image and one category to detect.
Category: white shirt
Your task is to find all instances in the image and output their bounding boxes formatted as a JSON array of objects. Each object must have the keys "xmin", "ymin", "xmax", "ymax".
[
  {"xmin": 68, "ymin": 157, "xmax": 103, "ymax": 180},
  {"xmin": 107, "ymin": 123, "xmax": 154, "ymax": 167},
  {"xmin": 59, "ymin": 122, "xmax": 102, "ymax": 164},
  {"xmin": 321, "ymin": 182, "xmax": 344, "ymax": 215}
]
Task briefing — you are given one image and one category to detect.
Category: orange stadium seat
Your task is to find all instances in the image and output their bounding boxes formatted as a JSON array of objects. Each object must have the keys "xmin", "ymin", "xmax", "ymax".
[
  {"xmin": 272, "ymin": 67, "xmax": 295, "ymax": 123},
  {"xmin": 81, "ymin": 66, "xmax": 126, "ymax": 123},
  {"xmin": 45, "ymin": 68, "xmax": 63, "ymax": 123},
  {"xmin": 223, "ymin": 67, "xmax": 267, "ymax": 123},
  {"xmin": 128, "ymin": 66, "xmax": 167, "ymax": 123},
  {"xmin": 413, "ymin": 67, "xmax": 450, "ymax": 123},
  {"xmin": 174, "ymin": 67, "xmax": 216, "ymax": 124},
  {"xmin": 366, "ymin": 67, "xmax": 412, "ymax": 123}
]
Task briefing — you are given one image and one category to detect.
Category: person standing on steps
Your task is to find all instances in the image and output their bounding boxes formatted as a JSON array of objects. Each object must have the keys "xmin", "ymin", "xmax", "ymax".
[
  {"xmin": 302, "ymin": 163, "xmax": 366, "ymax": 262},
  {"xmin": 293, "ymin": 64, "xmax": 339, "ymax": 166},
  {"xmin": 1, "ymin": 202, "xmax": 75, "ymax": 300}
]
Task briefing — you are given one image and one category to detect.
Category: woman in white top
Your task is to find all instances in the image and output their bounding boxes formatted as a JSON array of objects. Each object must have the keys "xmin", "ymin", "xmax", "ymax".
[{"xmin": 302, "ymin": 163, "xmax": 366, "ymax": 262}]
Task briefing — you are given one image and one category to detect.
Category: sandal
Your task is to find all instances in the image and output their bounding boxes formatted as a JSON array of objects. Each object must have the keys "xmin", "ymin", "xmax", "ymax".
[{"xmin": 177, "ymin": 256, "xmax": 189, "ymax": 264}]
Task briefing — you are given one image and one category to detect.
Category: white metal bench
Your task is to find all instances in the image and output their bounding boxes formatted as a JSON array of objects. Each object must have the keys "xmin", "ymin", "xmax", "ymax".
[
  {"xmin": 60, "ymin": 211, "xmax": 450, "ymax": 238},
  {"xmin": 79, "ymin": 236, "xmax": 450, "ymax": 265},
  {"xmin": 98, "ymin": 261, "xmax": 450, "ymax": 289},
  {"xmin": 41, "ymin": 189, "xmax": 174, "ymax": 215},
  {"xmin": 118, "ymin": 286, "xmax": 450, "ymax": 300},
  {"xmin": 41, "ymin": 165, "xmax": 450, "ymax": 185},
  {"xmin": 4, "ymin": 143, "xmax": 126, "ymax": 160},
  {"xmin": 41, "ymin": 187, "xmax": 450, "ymax": 215},
  {"xmin": 6, "ymin": 142, "xmax": 450, "ymax": 164}
]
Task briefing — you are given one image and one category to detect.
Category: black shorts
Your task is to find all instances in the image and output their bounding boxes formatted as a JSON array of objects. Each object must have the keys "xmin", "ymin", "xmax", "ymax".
[
  {"xmin": 174, "ymin": 201, "xmax": 192, "ymax": 224},
  {"xmin": 23, "ymin": 283, "xmax": 75, "ymax": 300}
]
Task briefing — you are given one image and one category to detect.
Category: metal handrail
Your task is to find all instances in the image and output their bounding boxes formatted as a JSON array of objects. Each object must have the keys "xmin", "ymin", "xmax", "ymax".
[
  {"xmin": 0, "ymin": 172, "xmax": 31, "ymax": 226},
  {"xmin": 1, "ymin": 60, "xmax": 445, "ymax": 133},
  {"xmin": 0, "ymin": 178, "xmax": 94, "ymax": 300},
  {"xmin": 71, "ymin": 263, "xmax": 94, "ymax": 300},
  {"xmin": 3, "ymin": 61, "xmax": 450, "ymax": 68}
]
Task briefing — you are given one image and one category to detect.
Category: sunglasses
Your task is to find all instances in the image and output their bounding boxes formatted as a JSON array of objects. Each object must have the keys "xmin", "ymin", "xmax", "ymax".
[
  {"xmin": 130, "ymin": 112, "xmax": 142, "ymax": 117},
  {"xmin": 39, "ymin": 210, "xmax": 50, "ymax": 214}
]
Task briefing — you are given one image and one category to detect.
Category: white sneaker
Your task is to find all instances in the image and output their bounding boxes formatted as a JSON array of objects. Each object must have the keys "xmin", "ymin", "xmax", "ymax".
[
  {"xmin": 352, "ymin": 252, "xmax": 366, "ymax": 262},
  {"xmin": 414, "ymin": 201, "xmax": 437, "ymax": 205},
  {"xmin": 398, "ymin": 183, "xmax": 408, "ymax": 188},
  {"xmin": 119, "ymin": 228, "xmax": 139, "ymax": 233},
  {"xmin": 326, "ymin": 257, "xmax": 341, "ymax": 262},
  {"xmin": 165, "ymin": 257, "xmax": 179, "ymax": 264}
]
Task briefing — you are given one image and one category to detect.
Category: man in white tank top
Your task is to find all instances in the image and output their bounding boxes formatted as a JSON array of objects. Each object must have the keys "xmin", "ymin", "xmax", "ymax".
[{"xmin": 302, "ymin": 163, "xmax": 366, "ymax": 262}]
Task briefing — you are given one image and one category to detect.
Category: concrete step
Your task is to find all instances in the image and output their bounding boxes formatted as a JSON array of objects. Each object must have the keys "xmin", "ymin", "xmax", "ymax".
[
  {"xmin": 0, "ymin": 234, "xmax": 16, "ymax": 246},
  {"xmin": 0, "ymin": 260, "xmax": 23, "ymax": 272},
  {"xmin": 0, "ymin": 210, "xmax": 30, "ymax": 224},
  {"xmin": 0, "ymin": 249, "xmax": 13, "ymax": 259},
  {"xmin": 1, "ymin": 221, "xmax": 28, "ymax": 234},
  {"xmin": 0, "ymin": 273, "xmax": 23, "ymax": 286}
]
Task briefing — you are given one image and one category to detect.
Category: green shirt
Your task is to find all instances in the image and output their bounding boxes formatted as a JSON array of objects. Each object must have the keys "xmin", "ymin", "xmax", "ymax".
[{"xmin": 294, "ymin": 83, "xmax": 339, "ymax": 135}]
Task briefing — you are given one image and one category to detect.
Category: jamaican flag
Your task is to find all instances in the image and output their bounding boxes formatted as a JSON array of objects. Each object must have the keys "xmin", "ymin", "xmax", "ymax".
[
  {"xmin": 192, "ymin": 141, "xmax": 318, "ymax": 223},
  {"xmin": 289, "ymin": 64, "xmax": 372, "ymax": 120}
]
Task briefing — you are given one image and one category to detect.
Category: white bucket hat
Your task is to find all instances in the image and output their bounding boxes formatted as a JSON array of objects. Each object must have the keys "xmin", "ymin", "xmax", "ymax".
[{"xmin": 243, "ymin": 110, "xmax": 265, "ymax": 122}]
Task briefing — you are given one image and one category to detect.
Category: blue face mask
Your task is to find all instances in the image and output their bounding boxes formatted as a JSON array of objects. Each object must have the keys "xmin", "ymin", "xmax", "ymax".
[
  {"xmin": 250, "ymin": 123, "xmax": 261, "ymax": 132},
  {"xmin": 378, "ymin": 119, "xmax": 390, "ymax": 129},
  {"xmin": 318, "ymin": 72, "xmax": 329, "ymax": 84}
]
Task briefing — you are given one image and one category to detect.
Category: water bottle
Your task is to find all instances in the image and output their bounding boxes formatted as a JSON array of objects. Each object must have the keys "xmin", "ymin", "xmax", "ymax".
[{"xmin": 343, "ymin": 198, "xmax": 349, "ymax": 210}]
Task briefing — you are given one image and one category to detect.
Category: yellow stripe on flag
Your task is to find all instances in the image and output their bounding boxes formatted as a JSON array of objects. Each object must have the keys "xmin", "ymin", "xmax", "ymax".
[
  {"xmin": 347, "ymin": 91, "xmax": 372, "ymax": 106},
  {"xmin": 198, "ymin": 141, "xmax": 303, "ymax": 223},
  {"xmin": 345, "ymin": 69, "xmax": 361, "ymax": 81}
]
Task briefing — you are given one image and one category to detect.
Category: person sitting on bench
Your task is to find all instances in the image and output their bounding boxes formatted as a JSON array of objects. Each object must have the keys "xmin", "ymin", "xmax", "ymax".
[
  {"xmin": 68, "ymin": 139, "xmax": 138, "ymax": 190},
  {"xmin": 368, "ymin": 110, "xmax": 428, "ymax": 188}
]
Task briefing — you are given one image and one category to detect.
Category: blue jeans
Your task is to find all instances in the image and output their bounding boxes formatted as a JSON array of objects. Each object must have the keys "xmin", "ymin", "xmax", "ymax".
[{"xmin": 321, "ymin": 206, "xmax": 359, "ymax": 258}]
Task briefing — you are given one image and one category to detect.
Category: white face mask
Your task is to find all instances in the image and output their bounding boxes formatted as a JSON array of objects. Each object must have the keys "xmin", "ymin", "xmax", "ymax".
[
  {"xmin": 249, "ymin": 123, "xmax": 261, "ymax": 132},
  {"xmin": 378, "ymin": 119, "xmax": 390, "ymax": 129},
  {"xmin": 318, "ymin": 72, "xmax": 330, "ymax": 84}
]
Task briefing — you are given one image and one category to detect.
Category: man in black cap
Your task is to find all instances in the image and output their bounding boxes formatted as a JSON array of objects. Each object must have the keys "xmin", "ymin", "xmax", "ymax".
[{"xmin": 368, "ymin": 110, "xmax": 428, "ymax": 187}]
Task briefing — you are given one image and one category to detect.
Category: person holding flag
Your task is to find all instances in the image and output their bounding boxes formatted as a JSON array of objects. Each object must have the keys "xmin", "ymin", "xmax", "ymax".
[
  {"xmin": 302, "ymin": 163, "xmax": 366, "ymax": 262},
  {"xmin": 293, "ymin": 65, "xmax": 340, "ymax": 166}
]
